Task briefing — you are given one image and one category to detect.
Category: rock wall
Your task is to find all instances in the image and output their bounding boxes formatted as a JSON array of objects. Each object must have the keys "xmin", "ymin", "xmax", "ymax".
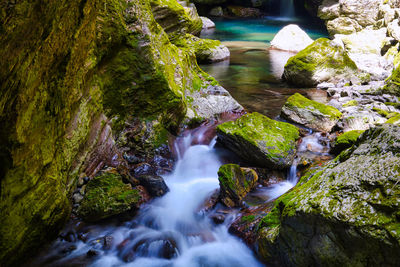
[{"xmin": 0, "ymin": 0, "xmax": 230, "ymax": 265}]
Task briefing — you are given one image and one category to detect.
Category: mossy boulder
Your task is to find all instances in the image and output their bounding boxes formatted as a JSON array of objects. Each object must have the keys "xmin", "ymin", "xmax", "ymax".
[
  {"xmin": 331, "ymin": 130, "xmax": 364, "ymax": 154},
  {"xmin": 283, "ymin": 38, "xmax": 358, "ymax": 87},
  {"xmin": 174, "ymin": 34, "xmax": 230, "ymax": 63},
  {"xmin": 257, "ymin": 124, "xmax": 400, "ymax": 266},
  {"xmin": 150, "ymin": 0, "xmax": 202, "ymax": 41},
  {"xmin": 77, "ymin": 171, "xmax": 141, "ymax": 222},
  {"xmin": 385, "ymin": 113, "xmax": 400, "ymax": 125},
  {"xmin": 216, "ymin": 112, "xmax": 300, "ymax": 169},
  {"xmin": 218, "ymin": 164, "xmax": 258, "ymax": 207},
  {"xmin": 281, "ymin": 93, "xmax": 342, "ymax": 132}
]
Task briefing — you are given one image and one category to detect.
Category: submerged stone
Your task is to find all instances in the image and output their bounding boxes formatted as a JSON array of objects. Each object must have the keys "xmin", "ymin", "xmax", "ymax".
[
  {"xmin": 77, "ymin": 171, "xmax": 141, "ymax": 222},
  {"xmin": 257, "ymin": 124, "xmax": 400, "ymax": 266},
  {"xmin": 281, "ymin": 93, "xmax": 342, "ymax": 132},
  {"xmin": 218, "ymin": 164, "xmax": 258, "ymax": 207},
  {"xmin": 283, "ymin": 38, "xmax": 358, "ymax": 87},
  {"xmin": 216, "ymin": 112, "xmax": 300, "ymax": 169}
]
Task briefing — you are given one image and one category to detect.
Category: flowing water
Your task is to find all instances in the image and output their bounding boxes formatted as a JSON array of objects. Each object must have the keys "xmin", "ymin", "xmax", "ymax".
[{"xmin": 34, "ymin": 16, "xmax": 332, "ymax": 267}]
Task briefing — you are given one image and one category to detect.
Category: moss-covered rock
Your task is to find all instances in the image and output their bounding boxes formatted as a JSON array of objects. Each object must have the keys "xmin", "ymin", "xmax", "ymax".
[
  {"xmin": 77, "ymin": 170, "xmax": 141, "ymax": 222},
  {"xmin": 150, "ymin": 0, "xmax": 202, "ymax": 41},
  {"xmin": 281, "ymin": 93, "xmax": 342, "ymax": 132},
  {"xmin": 257, "ymin": 124, "xmax": 400, "ymax": 266},
  {"xmin": 218, "ymin": 164, "xmax": 258, "ymax": 207},
  {"xmin": 216, "ymin": 112, "xmax": 300, "ymax": 169},
  {"xmin": 0, "ymin": 0, "xmax": 219, "ymax": 265},
  {"xmin": 283, "ymin": 38, "xmax": 358, "ymax": 87},
  {"xmin": 383, "ymin": 65, "xmax": 400, "ymax": 96},
  {"xmin": 331, "ymin": 130, "xmax": 364, "ymax": 154},
  {"xmin": 174, "ymin": 34, "xmax": 230, "ymax": 63},
  {"xmin": 385, "ymin": 112, "xmax": 400, "ymax": 125}
]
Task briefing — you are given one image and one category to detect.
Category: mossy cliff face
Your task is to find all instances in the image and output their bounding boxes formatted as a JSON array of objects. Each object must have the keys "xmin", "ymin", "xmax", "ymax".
[
  {"xmin": 283, "ymin": 38, "xmax": 358, "ymax": 87},
  {"xmin": 257, "ymin": 124, "xmax": 400, "ymax": 266},
  {"xmin": 0, "ymin": 0, "xmax": 217, "ymax": 265},
  {"xmin": 216, "ymin": 112, "xmax": 300, "ymax": 169}
]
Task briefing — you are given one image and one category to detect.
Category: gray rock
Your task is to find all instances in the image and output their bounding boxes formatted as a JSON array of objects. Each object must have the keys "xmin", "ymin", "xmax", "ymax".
[{"xmin": 138, "ymin": 175, "xmax": 169, "ymax": 197}]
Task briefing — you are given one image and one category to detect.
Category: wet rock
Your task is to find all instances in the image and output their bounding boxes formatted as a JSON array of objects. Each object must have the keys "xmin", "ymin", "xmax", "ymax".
[
  {"xmin": 103, "ymin": 235, "xmax": 114, "ymax": 250},
  {"xmin": 226, "ymin": 6, "xmax": 262, "ymax": 18},
  {"xmin": 281, "ymin": 93, "xmax": 342, "ymax": 132},
  {"xmin": 270, "ymin": 24, "xmax": 313, "ymax": 52},
  {"xmin": 77, "ymin": 169, "xmax": 141, "ymax": 222},
  {"xmin": 216, "ymin": 112, "xmax": 300, "ymax": 169},
  {"xmin": 257, "ymin": 124, "xmax": 400, "ymax": 266},
  {"xmin": 253, "ymin": 168, "xmax": 285, "ymax": 187},
  {"xmin": 61, "ymin": 245, "xmax": 77, "ymax": 255},
  {"xmin": 210, "ymin": 213, "xmax": 226, "ymax": 224},
  {"xmin": 283, "ymin": 38, "xmax": 358, "ymax": 87},
  {"xmin": 72, "ymin": 193, "xmax": 84, "ymax": 204},
  {"xmin": 138, "ymin": 175, "xmax": 169, "ymax": 197},
  {"xmin": 218, "ymin": 164, "xmax": 258, "ymax": 207},
  {"xmin": 229, "ymin": 213, "xmax": 263, "ymax": 246},
  {"xmin": 86, "ymin": 249, "xmax": 100, "ymax": 257},
  {"xmin": 209, "ymin": 6, "xmax": 224, "ymax": 16},
  {"xmin": 133, "ymin": 163, "xmax": 156, "ymax": 177},
  {"xmin": 197, "ymin": 189, "xmax": 219, "ymax": 213}
]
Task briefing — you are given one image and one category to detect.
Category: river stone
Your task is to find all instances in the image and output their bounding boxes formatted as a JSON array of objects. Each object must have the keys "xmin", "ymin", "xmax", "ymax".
[
  {"xmin": 226, "ymin": 6, "xmax": 262, "ymax": 18},
  {"xmin": 200, "ymin": 16, "xmax": 215, "ymax": 29},
  {"xmin": 270, "ymin": 24, "xmax": 313, "ymax": 52},
  {"xmin": 283, "ymin": 38, "xmax": 358, "ymax": 87},
  {"xmin": 257, "ymin": 124, "xmax": 400, "ymax": 266},
  {"xmin": 281, "ymin": 93, "xmax": 342, "ymax": 132},
  {"xmin": 138, "ymin": 174, "xmax": 169, "ymax": 197},
  {"xmin": 77, "ymin": 170, "xmax": 141, "ymax": 222},
  {"xmin": 216, "ymin": 112, "xmax": 300, "ymax": 169},
  {"xmin": 218, "ymin": 164, "xmax": 258, "ymax": 207}
]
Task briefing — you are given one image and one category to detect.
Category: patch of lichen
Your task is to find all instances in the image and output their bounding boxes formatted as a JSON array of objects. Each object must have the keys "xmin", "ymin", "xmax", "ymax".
[
  {"xmin": 343, "ymin": 100, "xmax": 358, "ymax": 107},
  {"xmin": 283, "ymin": 38, "xmax": 358, "ymax": 87},
  {"xmin": 286, "ymin": 93, "xmax": 342, "ymax": 120},
  {"xmin": 77, "ymin": 171, "xmax": 141, "ymax": 222},
  {"xmin": 385, "ymin": 113, "xmax": 400, "ymax": 124}
]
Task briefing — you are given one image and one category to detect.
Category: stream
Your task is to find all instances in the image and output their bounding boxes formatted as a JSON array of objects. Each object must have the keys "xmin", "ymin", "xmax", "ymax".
[{"xmin": 33, "ymin": 16, "xmax": 331, "ymax": 267}]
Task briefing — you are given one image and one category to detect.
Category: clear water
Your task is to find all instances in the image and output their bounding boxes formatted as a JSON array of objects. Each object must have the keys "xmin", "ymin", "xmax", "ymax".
[{"xmin": 200, "ymin": 18, "xmax": 328, "ymax": 118}]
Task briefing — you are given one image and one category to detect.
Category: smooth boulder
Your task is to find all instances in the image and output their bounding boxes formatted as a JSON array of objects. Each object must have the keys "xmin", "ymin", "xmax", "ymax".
[
  {"xmin": 218, "ymin": 164, "xmax": 258, "ymax": 207},
  {"xmin": 330, "ymin": 130, "xmax": 364, "ymax": 154},
  {"xmin": 270, "ymin": 24, "xmax": 313, "ymax": 52},
  {"xmin": 138, "ymin": 174, "xmax": 169, "ymax": 197},
  {"xmin": 257, "ymin": 124, "xmax": 400, "ymax": 266},
  {"xmin": 283, "ymin": 38, "xmax": 358, "ymax": 87},
  {"xmin": 281, "ymin": 93, "xmax": 342, "ymax": 132},
  {"xmin": 216, "ymin": 112, "xmax": 300, "ymax": 169}
]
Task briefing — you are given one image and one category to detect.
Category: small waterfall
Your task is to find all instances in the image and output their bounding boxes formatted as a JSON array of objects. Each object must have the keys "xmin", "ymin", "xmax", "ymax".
[{"xmin": 280, "ymin": 0, "xmax": 295, "ymax": 18}]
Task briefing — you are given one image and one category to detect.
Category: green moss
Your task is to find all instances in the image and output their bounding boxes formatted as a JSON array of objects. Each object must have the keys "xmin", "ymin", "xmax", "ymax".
[
  {"xmin": 372, "ymin": 107, "xmax": 390, "ymax": 117},
  {"xmin": 336, "ymin": 130, "xmax": 364, "ymax": 145},
  {"xmin": 385, "ymin": 113, "xmax": 400, "ymax": 124},
  {"xmin": 217, "ymin": 112, "xmax": 299, "ymax": 168},
  {"xmin": 286, "ymin": 93, "xmax": 342, "ymax": 120},
  {"xmin": 241, "ymin": 215, "xmax": 256, "ymax": 223},
  {"xmin": 383, "ymin": 65, "xmax": 400, "ymax": 96},
  {"xmin": 77, "ymin": 171, "xmax": 141, "ymax": 222},
  {"xmin": 283, "ymin": 38, "xmax": 357, "ymax": 87},
  {"xmin": 385, "ymin": 102, "xmax": 400, "ymax": 109},
  {"xmin": 173, "ymin": 34, "xmax": 222, "ymax": 63},
  {"xmin": 343, "ymin": 100, "xmax": 358, "ymax": 107}
]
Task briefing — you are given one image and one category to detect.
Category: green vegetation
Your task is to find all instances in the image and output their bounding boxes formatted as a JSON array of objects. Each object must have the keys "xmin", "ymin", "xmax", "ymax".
[
  {"xmin": 217, "ymin": 112, "xmax": 300, "ymax": 169},
  {"xmin": 286, "ymin": 93, "xmax": 342, "ymax": 120},
  {"xmin": 343, "ymin": 100, "xmax": 358, "ymax": 107},
  {"xmin": 77, "ymin": 171, "xmax": 141, "ymax": 222},
  {"xmin": 283, "ymin": 38, "xmax": 358, "ymax": 87}
]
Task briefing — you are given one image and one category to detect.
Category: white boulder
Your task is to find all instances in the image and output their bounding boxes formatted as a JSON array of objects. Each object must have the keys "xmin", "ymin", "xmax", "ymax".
[{"xmin": 270, "ymin": 24, "xmax": 313, "ymax": 52}]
